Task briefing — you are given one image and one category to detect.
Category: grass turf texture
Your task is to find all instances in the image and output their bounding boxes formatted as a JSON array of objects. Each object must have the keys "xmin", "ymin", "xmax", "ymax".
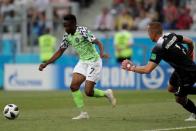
[{"xmin": 0, "ymin": 90, "xmax": 196, "ymax": 131}]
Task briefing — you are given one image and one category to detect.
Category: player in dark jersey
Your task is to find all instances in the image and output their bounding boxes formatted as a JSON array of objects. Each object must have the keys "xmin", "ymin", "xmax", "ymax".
[{"xmin": 121, "ymin": 22, "xmax": 196, "ymax": 121}]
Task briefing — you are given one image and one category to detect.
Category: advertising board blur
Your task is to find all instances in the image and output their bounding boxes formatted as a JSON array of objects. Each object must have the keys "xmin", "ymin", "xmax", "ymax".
[
  {"xmin": 62, "ymin": 64, "xmax": 172, "ymax": 90},
  {"xmin": 4, "ymin": 64, "xmax": 58, "ymax": 90},
  {"xmin": 4, "ymin": 64, "xmax": 172, "ymax": 90}
]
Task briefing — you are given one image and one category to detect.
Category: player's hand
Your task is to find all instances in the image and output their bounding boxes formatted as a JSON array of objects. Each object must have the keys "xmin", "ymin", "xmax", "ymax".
[
  {"xmin": 39, "ymin": 63, "xmax": 47, "ymax": 71},
  {"xmin": 121, "ymin": 59, "xmax": 134, "ymax": 71},
  {"xmin": 100, "ymin": 53, "xmax": 109, "ymax": 59}
]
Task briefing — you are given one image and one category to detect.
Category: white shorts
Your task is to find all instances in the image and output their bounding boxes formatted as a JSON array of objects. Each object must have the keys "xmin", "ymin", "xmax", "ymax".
[{"xmin": 73, "ymin": 58, "xmax": 102, "ymax": 82}]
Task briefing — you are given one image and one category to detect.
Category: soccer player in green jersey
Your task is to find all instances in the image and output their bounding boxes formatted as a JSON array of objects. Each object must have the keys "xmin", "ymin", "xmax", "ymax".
[{"xmin": 39, "ymin": 14, "xmax": 116, "ymax": 120}]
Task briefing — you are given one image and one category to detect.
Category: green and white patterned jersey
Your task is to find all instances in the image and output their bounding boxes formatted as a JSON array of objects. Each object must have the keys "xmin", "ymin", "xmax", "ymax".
[{"xmin": 60, "ymin": 26, "xmax": 100, "ymax": 62}]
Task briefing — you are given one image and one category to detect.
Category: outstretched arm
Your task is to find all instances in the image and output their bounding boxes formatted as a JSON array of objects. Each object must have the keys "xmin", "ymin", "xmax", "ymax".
[
  {"xmin": 39, "ymin": 48, "xmax": 65, "ymax": 71},
  {"xmin": 121, "ymin": 59, "xmax": 158, "ymax": 74},
  {"xmin": 93, "ymin": 39, "xmax": 109, "ymax": 58}
]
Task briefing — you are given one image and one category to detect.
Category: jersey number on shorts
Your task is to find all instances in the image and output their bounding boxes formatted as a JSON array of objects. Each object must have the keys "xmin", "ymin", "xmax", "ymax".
[{"xmin": 90, "ymin": 67, "xmax": 95, "ymax": 74}]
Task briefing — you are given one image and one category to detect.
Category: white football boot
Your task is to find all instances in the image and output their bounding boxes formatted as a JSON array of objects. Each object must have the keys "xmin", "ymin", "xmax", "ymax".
[
  {"xmin": 185, "ymin": 113, "xmax": 196, "ymax": 121},
  {"xmin": 72, "ymin": 112, "xmax": 89, "ymax": 120},
  {"xmin": 105, "ymin": 89, "xmax": 116, "ymax": 107}
]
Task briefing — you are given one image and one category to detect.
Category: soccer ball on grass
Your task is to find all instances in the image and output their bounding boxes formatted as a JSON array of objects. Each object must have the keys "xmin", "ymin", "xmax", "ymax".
[{"xmin": 3, "ymin": 104, "xmax": 19, "ymax": 120}]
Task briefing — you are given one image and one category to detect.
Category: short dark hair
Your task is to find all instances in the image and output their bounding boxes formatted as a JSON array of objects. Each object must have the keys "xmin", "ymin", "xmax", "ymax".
[
  {"xmin": 148, "ymin": 22, "xmax": 163, "ymax": 35},
  {"xmin": 63, "ymin": 14, "xmax": 77, "ymax": 24}
]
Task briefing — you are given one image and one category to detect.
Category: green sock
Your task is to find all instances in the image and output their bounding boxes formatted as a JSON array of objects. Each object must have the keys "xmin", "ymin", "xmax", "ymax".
[
  {"xmin": 72, "ymin": 90, "xmax": 84, "ymax": 109},
  {"xmin": 93, "ymin": 88, "xmax": 105, "ymax": 97}
]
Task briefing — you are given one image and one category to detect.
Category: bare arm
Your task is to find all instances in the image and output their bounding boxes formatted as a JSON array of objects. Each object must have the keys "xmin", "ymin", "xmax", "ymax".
[
  {"xmin": 93, "ymin": 39, "xmax": 109, "ymax": 58},
  {"xmin": 39, "ymin": 48, "xmax": 65, "ymax": 71},
  {"xmin": 121, "ymin": 60, "xmax": 158, "ymax": 74},
  {"xmin": 182, "ymin": 36, "xmax": 194, "ymax": 59}
]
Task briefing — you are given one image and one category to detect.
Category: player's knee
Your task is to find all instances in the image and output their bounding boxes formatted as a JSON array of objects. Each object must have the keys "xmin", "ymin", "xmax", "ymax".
[
  {"xmin": 167, "ymin": 86, "xmax": 175, "ymax": 93},
  {"xmin": 70, "ymin": 84, "xmax": 80, "ymax": 92},
  {"xmin": 70, "ymin": 86, "xmax": 78, "ymax": 92},
  {"xmin": 168, "ymin": 87, "xmax": 174, "ymax": 93},
  {"xmin": 85, "ymin": 89, "xmax": 93, "ymax": 97}
]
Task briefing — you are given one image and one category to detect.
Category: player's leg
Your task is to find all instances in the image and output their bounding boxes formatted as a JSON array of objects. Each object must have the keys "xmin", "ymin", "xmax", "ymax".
[
  {"xmin": 84, "ymin": 80, "xmax": 104, "ymax": 97},
  {"xmin": 167, "ymin": 84, "xmax": 176, "ymax": 93},
  {"xmin": 183, "ymin": 74, "xmax": 196, "ymax": 95},
  {"xmin": 85, "ymin": 58, "xmax": 116, "ymax": 106},
  {"xmin": 84, "ymin": 80, "xmax": 116, "ymax": 106},
  {"xmin": 169, "ymin": 71, "xmax": 196, "ymax": 121},
  {"xmin": 186, "ymin": 87, "xmax": 196, "ymax": 94},
  {"xmin": 175, "ymin": 95, "xmax": 196, "ymax": 121},
  {"xmin": 174, "ymin": 83, "xmax": 196, "ymax": 121},
  {"xmin": 70, "ymin": 73, "xmax": 89, "ymax": 120},
  {"xmin": 168, "ymin": 71, "xmax": 179, "ymax": 93},
  {"xmin": 183, "ymin": 78, "xmax": 196, "ymax": 121},
  {"xmin": 169, "ymin": 71, "xmax": 196, "ymax": 94},
  {"xmin": 70, "ymin": 73, "xmax": 86, "ymax": 109},
  {"xmin": 71, "ymin": 61, "xmax": 89, "ymax": 120},
  {"xmin": 175, "ymin": 95, "xmax": 196, "ymax": 114}
]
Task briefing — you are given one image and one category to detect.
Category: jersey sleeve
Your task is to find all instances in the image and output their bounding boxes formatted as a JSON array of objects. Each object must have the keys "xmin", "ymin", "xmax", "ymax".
[
  {"xmin": 173, "ymin": 33, "xmax": 183, "ymax": 43},
  {"xmin": 149, "ymin": 46, "xmax": 164, "ymax": 64},
  {"xmin": 162, "ymin": 33, "xmax": 184, "ymax": 49},
  {"xmin": 59, "ymin": 34, "xmax": 69, "ymax": 49},
  {"xmin": 77, "ymin": 26, "xmax": 96, "ymax": 43}
]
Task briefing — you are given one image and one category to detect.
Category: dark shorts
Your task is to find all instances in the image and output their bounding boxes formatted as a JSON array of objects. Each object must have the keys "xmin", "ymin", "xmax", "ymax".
[{"xmin": 169, "ymin": 71, "xmax": 196, "ymax": 97}]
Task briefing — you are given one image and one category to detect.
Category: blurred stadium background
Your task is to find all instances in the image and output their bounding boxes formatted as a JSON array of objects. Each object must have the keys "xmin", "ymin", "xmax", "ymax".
[
  {"xmin": 0, "ymin": 0, "xmax": 195, "ymax": 90},
  {"xmin": 0, "ymin": 0, "xmax": 196, "ymax": 131}
]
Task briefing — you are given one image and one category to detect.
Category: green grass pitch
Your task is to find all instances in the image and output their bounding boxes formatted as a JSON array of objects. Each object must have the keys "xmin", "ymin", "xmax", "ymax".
[{"xmin": 0, "ymin": 90, "xmax": 196, "ymax": 131}]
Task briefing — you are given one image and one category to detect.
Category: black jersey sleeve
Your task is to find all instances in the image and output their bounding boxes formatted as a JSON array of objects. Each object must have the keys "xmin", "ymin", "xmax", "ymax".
[
  {"xmin": 173, "ymin": 33, "xmax": 183, "ymax": 43},
  {"xmin": 149, "ymin": 45, "xmax": 164, "ymax": 64},
  {"xmin": 162, "ymin": 33, "xmax": 184, "ymax": 49}
]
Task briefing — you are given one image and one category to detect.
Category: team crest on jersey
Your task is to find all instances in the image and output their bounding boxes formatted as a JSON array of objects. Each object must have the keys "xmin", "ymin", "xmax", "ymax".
[{"xmin": 75, "ymin": 37, "xmax": 80, "ymax": 43}]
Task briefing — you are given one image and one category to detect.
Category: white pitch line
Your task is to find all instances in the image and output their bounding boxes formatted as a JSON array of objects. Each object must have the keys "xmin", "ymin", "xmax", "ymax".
[{"xmin": 144, "ymin": 126, "xmax": 196, "ymax": 131}]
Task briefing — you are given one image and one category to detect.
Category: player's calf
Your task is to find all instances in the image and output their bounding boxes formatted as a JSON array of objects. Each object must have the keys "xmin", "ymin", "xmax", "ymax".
[
  {"xmin": 175, "ymin": 96, "xmax": 196, "ymax": 116},
  {"xmin": 84, "ymin": 80, "xmax": 96, "ymax": 97},
  {"xmin": 70, "ymin": 81, "xmax": 83, "ymax": 92},
  {"xmin": 70, "ymin": 86, "xmax": 80, "ymax": 92}
]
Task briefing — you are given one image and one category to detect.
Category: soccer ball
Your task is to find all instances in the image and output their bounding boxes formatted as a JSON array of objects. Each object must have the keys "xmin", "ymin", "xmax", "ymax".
[{"xmin": 3, "ymin": 104, "xmax": 19, "ymax": 120}]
